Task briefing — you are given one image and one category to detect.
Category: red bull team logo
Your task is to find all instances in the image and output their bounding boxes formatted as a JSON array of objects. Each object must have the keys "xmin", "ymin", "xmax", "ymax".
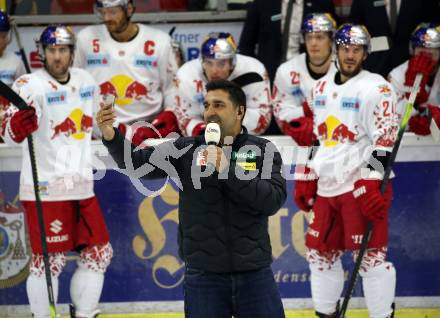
[
  {"xmin": 100, "ymin": 75, "xmax": 149, "ymax": 107},
  {"xmin": 51, "ymin": 108, "xmax": 93, "ymax": 140},
  {"xmin": 317, "ymin": 115, "xmax": 358, "ymax": 147}
]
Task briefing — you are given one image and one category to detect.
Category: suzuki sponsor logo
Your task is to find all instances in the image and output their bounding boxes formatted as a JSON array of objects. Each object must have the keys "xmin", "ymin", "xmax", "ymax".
[
  {"xmin": 50, "ymin": 219, "xmax": 62, "ymax": 234},
  {"xmin": 47, "ymin": 235, "xmax": 69, "ymax": 243}
]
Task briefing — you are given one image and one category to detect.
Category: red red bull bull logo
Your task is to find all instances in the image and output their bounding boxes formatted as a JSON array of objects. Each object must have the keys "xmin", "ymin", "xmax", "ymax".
[
  {"xmin": 318, "ymin": 115, "xmax": 358, "ymax": 147},
  {"xmin": 51, "ymin": 108, "xmax": 93, "ymax": 140},
  {"xmin": 100, "ymin": 75, "xmax": 149, "ymax": 107}
]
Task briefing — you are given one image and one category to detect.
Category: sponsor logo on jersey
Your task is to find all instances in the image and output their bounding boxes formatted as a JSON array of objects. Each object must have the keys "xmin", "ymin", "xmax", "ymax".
[
  {"xmin": 79, "ymin": 86, "xmax": 95, "ymax": 100},
  {"xmin": 51, "ymin": 108, "xmax": 93, "ymax": 140},
  {"xmin": 341, "ymin": 97, "xmax": 360, "ymax": 111},
  {"xmin": 196, "ymin": 151, "xmax": 206, "ymax": 166},
  {"xmin": 134, "ymin": 55, "xmax": 158, "ymax": 69},
  {"xmin": 314, "ymin": 95, "xmax": 326, "ymax": 108},
  {"xmin": 379, "ymin": 84, "xmax": 392, "ymax": 96},
  {"xmin": 0, "ymin": 71, "xmax": 15, "ymax": 85},
  {"xmin": 0, "ymin": 194, "xmax": 31, "ymax": 289},
  {"xmin": 231, "ymin": 150, "xmax": 257, "ymax": 170},
  {"xmin": 50, "ymin": 219, "xmax": 63, "ymax": 234},
  {"xmin": 47, "ymin": 234, "xmax": 69, "ymax": 243},
  {"xmin": 195, "ymin": 93, "xmax": 204, "ymax": 106},
  {"xmin": 232, "ymin": 151, "xmax": 257, "ymax": 161},
  {"xmin": 100, "ymin": 74, "xmax": 149, "ymax": 107},
  {"xmin": 290, "ymin": 87, "xmax": 302, "ymax": 96},
  {"xmin": 16, "ymin": 77, "xmax": 29, "ymax": 86},
  {"xmin": 38, "ymin": 181, "xmax": 49, "ymax": 196},
  {"xmin": 86, "ymin": 54, "xmax": 110, "ymax": 67},
  {"xmin": 46, "ymin": 91, "xmax": 67, "ymax": 105},
  {"xmin": 318, "ymin": 115, "xmax": 358, "ymax": 147}
]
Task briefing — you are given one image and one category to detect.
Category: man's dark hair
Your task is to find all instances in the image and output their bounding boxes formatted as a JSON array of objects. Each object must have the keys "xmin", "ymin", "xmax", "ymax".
[{"xmin": 205, "ymin": 80, "xmax": 246, "ymax": 111}]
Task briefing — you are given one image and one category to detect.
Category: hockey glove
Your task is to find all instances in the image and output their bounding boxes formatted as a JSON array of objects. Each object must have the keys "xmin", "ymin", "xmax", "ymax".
[
  {"xmin": 118, "ymin": 123, "xmax": 157, "ymax": 146},
  {"xmin": 283, "ymin": 116, "xmax": 317, "ymax": 146},
  {"xmin": 294, "ymin": 165, "xmax": 318, "ymax": 212},
  {"xmin": 408, "ymin": 104, "xmax": 440, "ymax": 136},
  {"xmin": 191, "ymin": 122, "xmax": 206, "ymax": 137},
  {"xmin": 408, "ymin": 114, "xmax": 431, "ymax": 135},
  {"xmin": 404, "ymin": 53, "xmax": 436, "ymax": 105},
  {"xmin": 8, "ymin": 108, "xmax": 38, "ymax": 143},
  {"xmin": 151, "ymin": 110, "xmax": 179, "ymax": 137},
  {"xmin": 353, "ymin": 179, "xmax": 390, "ymax": 222}
]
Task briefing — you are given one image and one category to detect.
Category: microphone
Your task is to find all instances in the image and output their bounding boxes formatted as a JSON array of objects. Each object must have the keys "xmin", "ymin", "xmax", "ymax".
[{"xmin": 204, "ymin": 122, "xmax": 221, "ymax": 145}]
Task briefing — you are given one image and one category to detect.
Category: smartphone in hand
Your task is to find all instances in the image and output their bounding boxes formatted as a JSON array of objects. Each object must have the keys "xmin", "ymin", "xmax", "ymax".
[{"xmin": 103, "ymin": 94, "xmax": 116, "ymax": 109}]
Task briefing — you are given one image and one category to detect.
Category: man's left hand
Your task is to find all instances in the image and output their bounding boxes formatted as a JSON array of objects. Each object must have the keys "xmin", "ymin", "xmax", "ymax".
[{"xmin": 204, "ymin": 145, "xmax": 229, "ymax": 173}]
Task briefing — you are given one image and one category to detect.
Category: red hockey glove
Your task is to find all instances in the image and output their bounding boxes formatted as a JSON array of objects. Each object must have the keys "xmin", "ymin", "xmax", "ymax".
[
  {"xmin": 151, "ymin": 110, "xmax": 179, "ymax": 138},
  {"xmin": 8, "ymin": 108, "xmax": 38, "ymax": 143},
  {"xmin": 408, "ymin": 114, "xmax": 431, "ymax": 135},
  {"xmin": 282, "ymin": 116, "xmax": 316, "ymax": 146},
  {"xmin": 118, "ymin": 123, "xmax": 157, "ymax": 146},
  {"xmin": 353, "ymin": 179, "xmax": 390, "ymax": 222},
  {"xmin": 191, "ymin": 122, "xmax": 206, "ymax": 137},
  {"xmin": 294, "ymin": 166, "xmax": 318, "ymax": 212},
  {"xmin": 404, "ymin": 53, "xmax": 437, "ymax": 105}
]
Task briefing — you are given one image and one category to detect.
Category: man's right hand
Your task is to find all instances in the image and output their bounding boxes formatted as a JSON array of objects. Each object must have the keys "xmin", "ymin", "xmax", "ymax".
[
  {"xmin": 97, "ymin": 102, "xmax": 116, "ymax": 141},
  {"xmin": 8, "ymin": 108, "xmax": 38, "ymax": 143}
]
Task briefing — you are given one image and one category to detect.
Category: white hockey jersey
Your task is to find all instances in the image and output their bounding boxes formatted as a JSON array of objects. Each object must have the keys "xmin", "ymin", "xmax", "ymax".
[
  {"xmin": 311, "ymin": 70, "xmax": 399, "ymax": 197},
  {"xmin": 273, "ymin": 53, "xmax": 337, "ymax": 126},
  {"xmin": 388, "ymin": 60, "xmax": 440, "ymax": 116},
  {"xmin": 174, "ymin": 54, "xmax": 272, "ymax": 136},
  {"xmin": 74, "ymin": 24, "xmax": 178, "ymax": 124},
  {"xmin": 3, "ymin": 68, "xmax": 100, "ymax": 201},
  {"xmin": 0, "ymin": 51, "xmax": 26, "ymax": 109}
]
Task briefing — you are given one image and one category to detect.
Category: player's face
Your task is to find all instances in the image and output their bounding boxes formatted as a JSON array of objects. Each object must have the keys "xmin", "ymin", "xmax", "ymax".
[
  {"xmin": 98, "ymin": 6, "xmax": 129, "ymax": 34},
  {"xmin": 44, "ymin": 45, "xmax": 72, "ymax": 80},
  {"xmin": 414, "ymin": 47, "xmax": 440, "ymax": 64},
  {"xmin": 337, "ymin": 44, "xmax": 366, "ymax": 78},
  {"xmin": 203, "ymin": 89, "xmax": 243, "ymax": 140},
  {"xmin": 202, "ymin": 58, "xmax": 234, "ymax": 81},
  {"xmin": 305, "ymin": 32, "xmax": 332, "ymax": 67},
  {"xmin": 0, "ymin": 31, "xmax": 9, "ymax": 56}
]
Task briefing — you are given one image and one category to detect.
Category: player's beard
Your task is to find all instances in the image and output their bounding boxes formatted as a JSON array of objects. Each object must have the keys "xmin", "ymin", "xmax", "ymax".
[
  {"xmin": 46, "ymin": 60, "xmax": 70, "ymax": 81},
  {"xmin": 105, "ymin": 16, "xmax": 130, "ymax": 35},
  {"xmin": 339, "ymin": 59, "xmax": 363, "ymax": 78}
]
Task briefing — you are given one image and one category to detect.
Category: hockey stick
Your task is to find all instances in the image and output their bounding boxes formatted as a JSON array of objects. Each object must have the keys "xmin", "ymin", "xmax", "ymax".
[
  {"xmin": 281, "ymin": 0, "xmax": 294, "ymax": 63},
  {"xmin": 337, "ymin": 73, "xmax": 423, "ymax": 318},
  {"xmin": 11, "ymin": 21, "xmax": 32, "ymax": 74},
  {"xmin": 0, "ymin": 87, "xmax": 58, "ymax": 318}
]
